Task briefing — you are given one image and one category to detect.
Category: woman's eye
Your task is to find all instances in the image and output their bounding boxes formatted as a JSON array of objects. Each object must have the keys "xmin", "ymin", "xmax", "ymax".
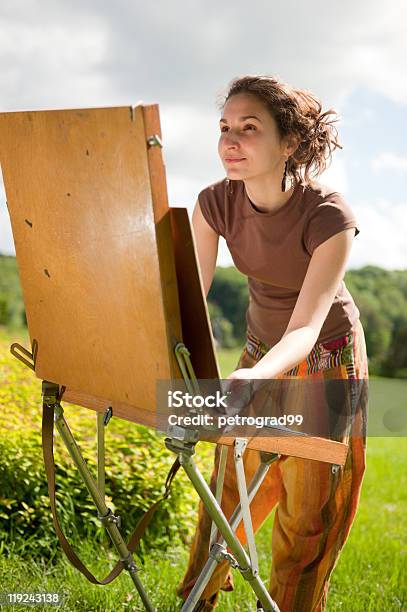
[{"xmin": 220, "ymin": 125, "xmax": 256, "ymax": 133}]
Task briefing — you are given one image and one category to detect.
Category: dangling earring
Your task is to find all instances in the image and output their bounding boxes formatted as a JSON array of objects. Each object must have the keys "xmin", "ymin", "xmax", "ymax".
[{"xmin": 281, "ymin": 160, "xmax": 288, "ymax": 192}]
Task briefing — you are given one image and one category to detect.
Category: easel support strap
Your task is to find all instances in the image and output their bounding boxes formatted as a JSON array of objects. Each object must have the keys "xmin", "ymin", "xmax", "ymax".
[{"xmin": 41, "ymin": 381, "xmax": 158, "ymax": 610}]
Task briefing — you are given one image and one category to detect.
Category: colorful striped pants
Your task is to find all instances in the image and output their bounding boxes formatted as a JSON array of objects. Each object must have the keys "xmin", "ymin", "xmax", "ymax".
[{"xmin": 177, "ymin": 318, "xmax": 369, "ymax": 611}]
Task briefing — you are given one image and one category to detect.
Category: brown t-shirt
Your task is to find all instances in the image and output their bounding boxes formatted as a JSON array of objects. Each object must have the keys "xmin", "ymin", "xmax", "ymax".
[{"xmin": 198, "ymin": 177, "xmax": 360, "ymax": 347}]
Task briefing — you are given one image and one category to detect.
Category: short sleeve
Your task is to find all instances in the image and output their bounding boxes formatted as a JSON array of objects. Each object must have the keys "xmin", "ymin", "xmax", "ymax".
[
  {"xmin": 198, "ymin": 180, "xmax": 227, "ymax": 238},
  {"xmin": 303, "ymin": 192, "xmax": 360, "ymax": 256}
]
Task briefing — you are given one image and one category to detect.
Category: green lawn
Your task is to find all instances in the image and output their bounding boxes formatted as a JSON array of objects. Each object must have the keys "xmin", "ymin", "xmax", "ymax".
[{"xmin": 0, "ymin": 331, "xmax": 406, "ymax": 610}]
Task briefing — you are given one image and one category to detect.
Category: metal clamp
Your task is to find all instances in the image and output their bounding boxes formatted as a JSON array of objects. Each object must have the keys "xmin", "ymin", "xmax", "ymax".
[
  {"xmin": 218, "ymin": 549, "xmax": 241, "ymax": 570},
  {"xmin": 103, "ymin": 406, "xmax": 113, "ymax": 426},
  {"xmin": 121, "ymin": 552, "xmax": 140, "ymax": 574},
  {"xmin": 208, "ymin": 542, "xmax": 227, "ymax": 563},
  {"xmin": 10, "ymin": 339, "xmax": 38, "ymax": 371},
  {"xmin": 234, "ymin": 438, "xmax": 249, "ymax": 459},
  {"xmin": 99, "ymin": 508, "xmax": 121, "ymax": 528},
  {"xmin": 209, "ymin": 543, "xmax": 249, "ymax": 573},
  {"xmin": 42, "ymin": 380, "xmax": 60, "ymax": 406},
  {"xmin": 167, "ymin": 425, "xmax": 200, "ymax": 444},
  {"xmin": 259, "ymin": 451, "xmax": 280, "ymax": 465},
  {"xmin": 164, "ymin": 436, "xmax": 197, "ymax": 458},
  {"xmin": 146, "ymin": 134, "xmax": 162, "ymax": 148}
]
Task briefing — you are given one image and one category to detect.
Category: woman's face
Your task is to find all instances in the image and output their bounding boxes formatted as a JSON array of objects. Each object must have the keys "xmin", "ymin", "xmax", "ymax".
[{"xmin": 218, "ymin": 92, "xmax": 289, "ymax": 181}]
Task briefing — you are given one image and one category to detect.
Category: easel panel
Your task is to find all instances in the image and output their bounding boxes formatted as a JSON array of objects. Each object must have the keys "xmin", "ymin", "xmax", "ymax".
[
  {"xmin": 0, "ymin": 106, "xmax": 176, "ymax": 410},
  {"xmin": 170, "ymin": 207, "xmax": 220, "ymax": 379}
]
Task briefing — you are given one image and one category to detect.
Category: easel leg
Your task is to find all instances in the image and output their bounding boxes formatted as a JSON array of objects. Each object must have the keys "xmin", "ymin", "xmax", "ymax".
[
  {"xmin": 184, "ymin": 450, "xmax": 279, "ymax": 610},
  {"xmin": 165, "ymin": 437, "xmax": 279, "ymax": 612},
  {"xmin": 97, "ymin": 411, "xmax": 105, "ymax": 500},
  {"xmin": 209, "ymin": 444, "xmax": 228, "ymax": 551},
  {"xmin": 54, "ymin": 404, "xmax": 154, "ymax": 612},
  {"xmin": 171, "ymin": 344, "xmax": 279, "ymax": 610},
  {"xmin": 234, "ymin": 438, "xmax": 259, "ymax": 574}
]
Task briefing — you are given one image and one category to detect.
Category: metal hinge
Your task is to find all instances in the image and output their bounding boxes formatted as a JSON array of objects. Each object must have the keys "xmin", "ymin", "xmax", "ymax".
[{"xmin": 146, "ymin": 134, "xmax": 162, "ymax": 148}]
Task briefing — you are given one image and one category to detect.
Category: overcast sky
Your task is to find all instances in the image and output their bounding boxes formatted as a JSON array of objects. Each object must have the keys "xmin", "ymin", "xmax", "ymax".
[{"xmin": 0, "ymin": 0, "xmax": 406, "ymax": 269}]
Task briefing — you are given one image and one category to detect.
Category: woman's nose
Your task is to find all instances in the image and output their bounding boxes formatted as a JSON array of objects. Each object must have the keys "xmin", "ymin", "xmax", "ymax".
[{"xmin": 222, "ymin": 130, "xmax": 240, "ymax": 148}]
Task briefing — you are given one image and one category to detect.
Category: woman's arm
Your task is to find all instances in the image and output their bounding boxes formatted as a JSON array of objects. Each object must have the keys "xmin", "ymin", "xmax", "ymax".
[
  {"xmin": 228, "ymin": 227, "xmax": 356, "ymax": 380},
  {"xmin": 192, "ymin": 200, "xmax": 219, "ymax": 297}
]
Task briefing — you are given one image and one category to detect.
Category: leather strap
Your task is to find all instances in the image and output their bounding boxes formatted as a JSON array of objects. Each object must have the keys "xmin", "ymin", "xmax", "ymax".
[{"xmin": 42, "ymin": 399, "xmax": 180, "ymax": 585}]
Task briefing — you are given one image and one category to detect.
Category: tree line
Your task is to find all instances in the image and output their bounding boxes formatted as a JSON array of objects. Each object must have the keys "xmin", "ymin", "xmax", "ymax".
[
  {"xmin": 1, "ymin": 254, "xmax": 406, "ymax": 377},
  {"xmin": 208, "ymin": 265, "xmax": 407, "ymax": 378}
]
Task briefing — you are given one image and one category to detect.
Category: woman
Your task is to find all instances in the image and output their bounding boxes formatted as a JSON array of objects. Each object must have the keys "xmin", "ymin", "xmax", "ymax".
[{"xmin": 177, "ymin": 75, "xmax": 369, "ymax": 611}]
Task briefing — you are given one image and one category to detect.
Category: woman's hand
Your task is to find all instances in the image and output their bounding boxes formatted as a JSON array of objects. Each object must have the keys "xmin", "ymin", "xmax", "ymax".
[
  {"xmin": 227, "ymin": 365, "xmax": 269, "ymax": 380},
  {"xmin": 225, "ymin": 364, "xmax": 275, "ymax": 413},
  {"xmin": 222, "ymin": 369, "xmax": 255, "ymax": 416},
  {"xmin": 226, "ymin": 368, "xmax": 254, "ymax": 380}
]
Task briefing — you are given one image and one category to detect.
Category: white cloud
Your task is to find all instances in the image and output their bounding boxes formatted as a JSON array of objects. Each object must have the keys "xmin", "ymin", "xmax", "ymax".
[
  {"xmin": 0, "ymin": 12, "xmax": 112, "ymax": 110},
  {"xmin": 161, "ymin": 105, "xmax": 222, "ymax": 185},
  {"xmin": 1, "ymin": 0, "xmax": 406, "ymax": 110},
  {"xmin": 166, "ymin": 173, "xmax": 202, "ymax": 209},
  {"xmin": 372, "ymin": 152, "xmax": 407, "ymax": 174},
  {"xmin": 0, "ymin": 204, "xmax": 14, "ymax": 255},
  {"xmin": 319, "ymin": 158, "xmax": 349, "ymax": 195},
  {"xmin": 0, "ymin": 171, "xmax": 13, "ymax": 255},
  {"xmin": 0, "ymin": 0, "xmax": 406, "ymax": 270},
  {"xmin": 350, "ymin": 198, "xmax": 407, "ymax": 269}
]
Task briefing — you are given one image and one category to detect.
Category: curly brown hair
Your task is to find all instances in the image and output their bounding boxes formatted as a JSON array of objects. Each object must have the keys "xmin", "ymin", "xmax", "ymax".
[{"xmin": 218, "ymin": 75, "xmax": 342, "ymax": 185}]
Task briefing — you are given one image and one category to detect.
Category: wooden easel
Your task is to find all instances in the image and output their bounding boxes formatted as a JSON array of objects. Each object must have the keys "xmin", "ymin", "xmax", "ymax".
[{"xmin": 0, "ymin": 104, "xmax": 348, "ymax": 611}]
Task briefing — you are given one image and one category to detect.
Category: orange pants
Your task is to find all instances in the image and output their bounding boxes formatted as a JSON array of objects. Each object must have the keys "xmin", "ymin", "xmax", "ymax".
[{"xmin": 177, "ymin": 319, "xmax": 369, "ymax": 611}]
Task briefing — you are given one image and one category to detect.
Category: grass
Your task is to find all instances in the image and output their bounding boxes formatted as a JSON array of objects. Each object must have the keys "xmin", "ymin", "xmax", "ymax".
[
  {"xmin": 0, "ymin": 330, "xmax": 406, "ymax": 610},
  {"xmin": 215, "ymin": 346, "xmax": 242, "ymax": 377}
]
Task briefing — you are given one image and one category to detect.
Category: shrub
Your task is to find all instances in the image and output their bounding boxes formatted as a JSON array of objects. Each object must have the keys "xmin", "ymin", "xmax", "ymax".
[
  {"xmin": 0, "ymin": 421, "xmax": 211, "ymax": 560},
  {"xmin": 0, "ymin": 332, "xmax": 214, "ymax": 560}
]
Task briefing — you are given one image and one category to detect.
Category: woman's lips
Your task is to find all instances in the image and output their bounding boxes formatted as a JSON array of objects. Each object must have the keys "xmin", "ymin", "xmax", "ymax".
[{"xmin": 225, "ymin": 158, "xmax": 245, "ymax": 163}]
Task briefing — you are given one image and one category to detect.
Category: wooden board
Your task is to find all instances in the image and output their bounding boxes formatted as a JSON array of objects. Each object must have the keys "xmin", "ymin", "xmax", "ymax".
[
  {"xmin": 0, "ymin": 105, "xmax": 183, "ymax": 421},
  {"xmin": 212, "ymin": 433, "xmax": 348, "ymax": 466},
  {"xmin": 170, "ymin": 207, "xmax": 220, "ymax": 379}
]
